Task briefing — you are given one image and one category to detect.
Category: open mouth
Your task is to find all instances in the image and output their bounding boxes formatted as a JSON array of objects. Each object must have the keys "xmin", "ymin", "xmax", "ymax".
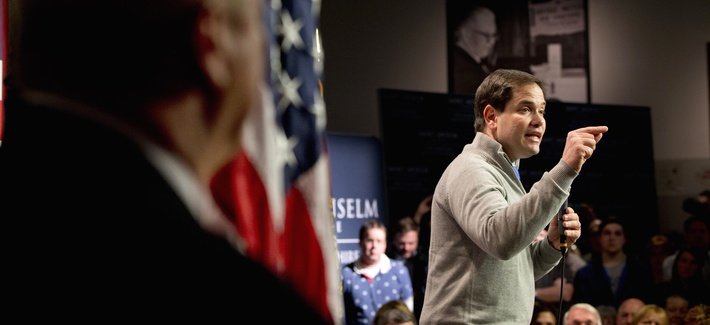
[{"xmin": 525, "ymin": 132, "xmax": 542, "ymax": 142}]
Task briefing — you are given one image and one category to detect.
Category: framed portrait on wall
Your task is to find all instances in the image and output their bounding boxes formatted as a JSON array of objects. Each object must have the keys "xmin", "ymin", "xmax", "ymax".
[{"xmin": 447, "ymin": 0, "xmax": 590, "ymax": 103}]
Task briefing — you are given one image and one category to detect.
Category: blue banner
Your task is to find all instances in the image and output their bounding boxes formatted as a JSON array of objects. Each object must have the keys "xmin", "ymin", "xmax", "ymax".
[{"xmin": 327, "ymin": 133, "xmax": 386, "ymax": 265}]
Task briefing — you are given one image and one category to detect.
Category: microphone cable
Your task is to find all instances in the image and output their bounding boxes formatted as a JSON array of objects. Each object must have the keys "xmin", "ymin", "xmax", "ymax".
[
  {"xmin": 556, "ymin": 198, "xmax": 569, "ymax": 323},
  {"xmin": 557, "ymin": 249, "xmax": 566, "ymax": 323}
]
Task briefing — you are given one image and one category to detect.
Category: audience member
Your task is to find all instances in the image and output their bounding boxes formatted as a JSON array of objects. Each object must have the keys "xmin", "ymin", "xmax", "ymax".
[
  {"xmin": 664, "ymin": 294, "xmax": 689, "ymax": 325},
  {"xmin": 372, "ymin": 300, "xmax": 417, "ymax": 325},
  {"xmin": 419, "ymin": 69, "xmax": 607, "ymax": 324},
  {"xmin": 387, "ymin": 217, "xmax": 420, "ymax": 264},
  {"xmin": 631, "ymin": 304, "xmax": 670, "ymax": 325},
  {"xmin": 571, "ymin": 202, "xmax": 599, "ymax": 260},
  {"xmin": 572, "ymin": 216, "xmax": 654, "ymax": 308},
  {"xmin": 564, "ymin": 303, "xmax": 602, "ymax": 325},
  {"xmin": 646, "ymin": 234, "xmax": 678, "ymax": 284},
  {"xmin": 413, "ymin": 194, "xmax": 434, "ymax": 255},
  {"xmin": 655, "ymin": 246, "xmax": 710, "ymax": 307},
  {"xmin": 682, "ymin": 190, "xmax": 710, "ymax": 220},
  {"xmin": 412, "ymin": 194, "xmax": 434, "ymax": 226},
  {"xmin": 582, "ymin": 218, "xmax": 604, "ymax": 263},
  {"xmin": 532, "ymin": 301, "xmax": 559, "ymax": 325},
  {"xmin": 342, "ymin": 220, "xmax": 414, "ymax": 325},
  {"xmin": 662, "ymin": 216, "xmax": 710, "ymax": 287},
  {"xmin": 451, "ymin": 5, "xmax": 499, "ymax": 95},
  {"xmin": 595, "ymin": 305, "xmax": 616, "ymax": 325},
  {"xmin": 617, "ymin": 298, "xmax": 647, "ymax": 325},
  {"xmin": 412, "ymin": 194, "xmax": 433, "ymax": 315},
  {"xmin": 386, "ymin": 216, "xmax": 428, "ymax": 321},
  {"xmin": 0, "ymin": 1, "xmax": 329, "ymax": 323},
  {"xmin": 683, "ymin": 304, "xmax": 710, "ymax": 325}
]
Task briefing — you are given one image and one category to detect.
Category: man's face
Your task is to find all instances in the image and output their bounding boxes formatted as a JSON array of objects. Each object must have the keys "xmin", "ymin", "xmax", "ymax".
[
  {"xmin": 600, "ymin": 223, "xmax": 626, "ymax": 254},
  {"xmin": 685, "ymin": 220, "xmax": 710, "ymax": 249},
  {"xmin": 213, "ymin": 0, "xmax": 266, "ymax": 156},
  {"xmin": 488, "ymin": 83, "xmax": 546, "ymax": 162},
  {"xmin": 360, "ymin": 227, "xmax": 387, "ymax": 265},
  {"xmin": 394, "ymin": 230, "xmax": 419, "ymax": 259},
  {"xmin": 566, "ymin": 308, "xmax": 598, "ymax": 325},
  {"xmin": 464, "ymin": 8, "xmax": 497, "ymax": 61},
  {"xmin": 616, "ymin": 299, "xmax": 645, "ymax": 325}
]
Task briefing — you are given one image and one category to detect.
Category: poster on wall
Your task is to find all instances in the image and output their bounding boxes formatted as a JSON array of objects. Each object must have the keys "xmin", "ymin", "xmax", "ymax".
[
  {"xmin": 327, "ymin": 133, "xmax": 387, "ymax": 265},
  {"xmin": 447, "ymin": 0, "xmax": 589, "ymax": 103}
]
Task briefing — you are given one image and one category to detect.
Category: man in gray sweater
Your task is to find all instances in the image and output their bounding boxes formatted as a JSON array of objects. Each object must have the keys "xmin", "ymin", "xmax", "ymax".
[{"xmin": 419, "ymin": 69, "xmax": 608, "ymax": 324}]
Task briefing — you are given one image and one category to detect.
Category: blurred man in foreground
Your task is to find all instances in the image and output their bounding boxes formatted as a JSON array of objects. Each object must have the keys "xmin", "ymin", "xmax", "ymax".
[{"xmin": 0, "ymin": 1, "xmax": 329, "ymax": 322}]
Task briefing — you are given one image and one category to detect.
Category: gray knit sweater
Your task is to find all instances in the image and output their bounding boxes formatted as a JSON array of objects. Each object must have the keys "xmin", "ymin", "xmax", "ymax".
[{"xmin": 419, "ymin": 133, "xmax": 577, "ymax": 324}]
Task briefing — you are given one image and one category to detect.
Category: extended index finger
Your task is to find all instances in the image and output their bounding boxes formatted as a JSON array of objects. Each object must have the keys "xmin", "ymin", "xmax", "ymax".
[
  {"xmin": 576, "ymin": 126, "xmax": 609, "ymax": 135},
  {"xmin": 577, "ymin": 126, "xmax": 609, "ymax": 142}
]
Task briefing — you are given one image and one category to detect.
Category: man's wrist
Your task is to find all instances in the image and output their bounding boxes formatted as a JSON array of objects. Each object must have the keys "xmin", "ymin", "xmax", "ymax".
[{"xmin": 547, "ymin": 237, "xmax": 561, "ymax": 252}]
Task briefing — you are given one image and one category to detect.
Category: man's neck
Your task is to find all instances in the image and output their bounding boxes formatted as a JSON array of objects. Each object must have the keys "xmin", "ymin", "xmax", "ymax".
[{"xmin": 602, "ymin": 250, "xmax": 626, "ymax": 265}]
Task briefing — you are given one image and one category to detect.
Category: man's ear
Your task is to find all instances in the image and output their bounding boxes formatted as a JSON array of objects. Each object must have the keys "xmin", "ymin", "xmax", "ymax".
[{"xmin": 483, "ymin": 104, "xmax": 497, "ymax": 129}]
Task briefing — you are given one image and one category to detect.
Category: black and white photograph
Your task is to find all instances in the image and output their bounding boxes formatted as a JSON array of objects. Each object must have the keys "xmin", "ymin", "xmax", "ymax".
[{"xmin": 447, "ymin": 0, "xmax": 590, "ymax": 102}]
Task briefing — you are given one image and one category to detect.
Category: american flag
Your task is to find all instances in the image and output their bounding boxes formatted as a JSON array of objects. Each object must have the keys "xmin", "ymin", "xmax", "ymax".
[{"xmin": 210, "ymin": 0, "xmax": 342, "ymax": 324}]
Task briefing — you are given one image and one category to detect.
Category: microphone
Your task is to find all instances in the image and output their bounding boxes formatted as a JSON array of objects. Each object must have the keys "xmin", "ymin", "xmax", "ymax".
[{"xmin": 558, "ymin": 198, "xmax": 568, "ymax": 255}]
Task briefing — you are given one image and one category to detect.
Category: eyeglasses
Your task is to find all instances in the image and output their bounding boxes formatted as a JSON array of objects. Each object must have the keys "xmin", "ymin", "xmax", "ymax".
[{"xmin": 474, "ymin": 30, "xmax": 498, "ymax": 42}]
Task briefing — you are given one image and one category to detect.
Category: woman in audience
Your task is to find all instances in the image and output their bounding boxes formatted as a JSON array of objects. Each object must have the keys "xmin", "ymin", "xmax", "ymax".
[
  {"xmin": 655, "ymin": 246, "xmax": 710, "ymax": 308},
  {"xmin": 372, "ymin": 300, "xmax": 417, "ymax": 325},
  {"xmin": 532, "ymin": 301, "xmax": 558, "ymax": 325},
  {"xmin": 683, "ymin": 304, "xmax": 710, "ymax": 325},
  {"xmin": 631, "ymin": 304, "xmax": 669, "ymax": 325}
]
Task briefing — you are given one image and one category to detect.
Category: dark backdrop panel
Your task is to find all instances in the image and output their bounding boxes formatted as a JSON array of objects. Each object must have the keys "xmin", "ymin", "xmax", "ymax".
[
  {"xmin": 522, "ymin": 101, "xmax": 658, "ymax": 255},
  {"xmin": 379, "ymin": 89, "xmax": 475, "ymax": 224},
  {"xmin": 379, "ymin": 88, "xmax": 658, "ymax": 256}
]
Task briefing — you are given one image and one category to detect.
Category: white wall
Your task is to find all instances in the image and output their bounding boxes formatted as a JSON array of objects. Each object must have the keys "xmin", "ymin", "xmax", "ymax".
[
  {"xmin": 588, "ymin": 0, "xmax": 710, "ymax": 161},
  {"xmin": 320, "ymin": 0, "xmax": 447, "ymax": 137},
  {"xmin": 320, "ymin": 0, "xmax": 710, "ymax": 233}
]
